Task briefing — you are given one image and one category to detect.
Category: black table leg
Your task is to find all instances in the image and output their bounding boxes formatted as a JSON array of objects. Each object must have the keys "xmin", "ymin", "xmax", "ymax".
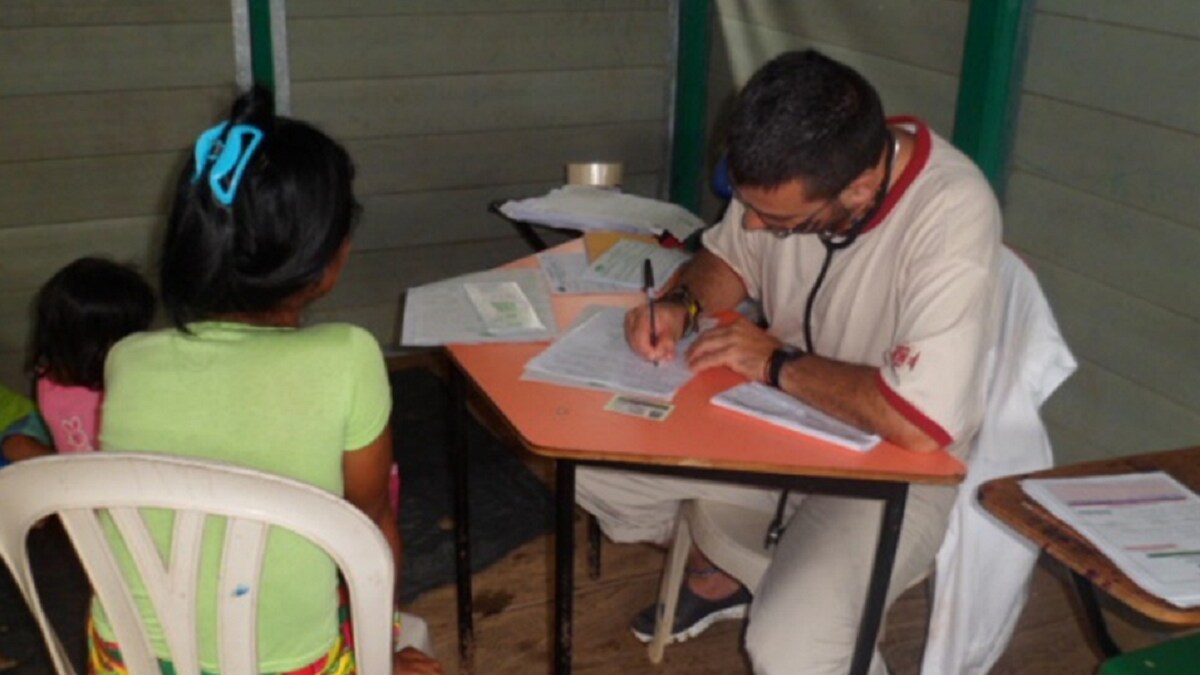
[
  {"xmin": 448, "ymin": 367, "xmax": 474, "ymax": 669},
  {"xmin": 486, "ymin": 199, "xmax": 550, "ymax": 252},
  {"xmin": 512, "ymin": 221, "xmax": 550, "ymax": 252},
  {"xmin": 1070, "ymin": 570, "xmax": 1121, "ymax": 658},
  {"xmin": 554, "ymin": 461, "xmax": 577, "ymax": 675},
  {"xmin": 587, "ymin": 515, "xmax": 602, "ymax": 580},
  {"xmin": 849, "ymin": 483, "xmax": 908, "ymax": 675},
  {"xmin": 460, "ymin": 443, "xmax": 918, "ymax": 674}
]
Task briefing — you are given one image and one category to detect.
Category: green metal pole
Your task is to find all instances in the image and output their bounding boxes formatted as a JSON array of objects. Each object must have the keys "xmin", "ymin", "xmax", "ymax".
[
  {"xmin": 952, "ymin": 0, "xmax": 1033, "ymax": 199},
  {"xmin": 669, "ymin": 0, "xmax": 712, "ymax": 214},
  {"xmin": 247, "ymin": 0, "xmax": 276, "ymax": 92}
]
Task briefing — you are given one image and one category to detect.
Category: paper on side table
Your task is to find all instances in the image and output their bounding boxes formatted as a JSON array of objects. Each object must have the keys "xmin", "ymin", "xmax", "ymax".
[{"xmin": 1021, "ymin": 472, "xmax": 1200, "ymax": 607}]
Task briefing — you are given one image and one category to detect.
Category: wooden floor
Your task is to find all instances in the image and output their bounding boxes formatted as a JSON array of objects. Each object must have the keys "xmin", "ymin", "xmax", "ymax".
[{"xmin": 408, "ymin": 507, "xmax": 1189, "ymax": 675}]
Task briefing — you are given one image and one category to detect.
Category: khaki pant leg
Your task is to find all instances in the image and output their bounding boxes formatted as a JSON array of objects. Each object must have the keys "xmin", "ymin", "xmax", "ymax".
[
  {"xmin": 575, "ymin": 466, "xmax": 783, "ymax": 546},
  {"xmin": 745, "ymin": 483, "xmax": 958, "ymax": 675}
]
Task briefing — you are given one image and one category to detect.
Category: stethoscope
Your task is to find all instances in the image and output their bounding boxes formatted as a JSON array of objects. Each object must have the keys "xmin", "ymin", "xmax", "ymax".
[{"xmin": 765, "ymin": 130, "xmax": 901, "ymax": 548}]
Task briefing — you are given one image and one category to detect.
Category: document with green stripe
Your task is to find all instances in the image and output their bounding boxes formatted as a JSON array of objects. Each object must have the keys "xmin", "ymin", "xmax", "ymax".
[{"xmin": 1021, "ymin": 472, "xmax": 1200, "ymax": 607}]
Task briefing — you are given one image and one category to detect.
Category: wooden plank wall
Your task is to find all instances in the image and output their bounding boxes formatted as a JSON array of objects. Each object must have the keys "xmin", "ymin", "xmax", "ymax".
[
  {"xmin": 706, "ymin": 0, "xmax": 1199, "ymax": 463},
  {"xmin": 1007, "ymin": 1, "xmax": 1200, "ymax": 462},
  {"xmin": 284, "ymin": 0, "xmax": 671, "ymax": 341},
  {"xmin": 0, "ymin": 3, "xmax": 237, "ymax": 391},
  {"xmin": 0, "ymin": 1, "xmax": 672, "ymax": 392}
]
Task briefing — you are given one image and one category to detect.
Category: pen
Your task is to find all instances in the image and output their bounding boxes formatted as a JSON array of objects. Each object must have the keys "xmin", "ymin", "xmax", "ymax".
[{"xmin": 643, "ymin": 258, "xmax": 658, "ymax": 349}]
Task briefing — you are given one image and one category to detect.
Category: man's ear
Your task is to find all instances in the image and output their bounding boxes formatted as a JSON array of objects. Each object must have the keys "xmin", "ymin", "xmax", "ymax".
[{"xmin": 840, "ymin": 167, "xmax": 879, "ymax": 206}]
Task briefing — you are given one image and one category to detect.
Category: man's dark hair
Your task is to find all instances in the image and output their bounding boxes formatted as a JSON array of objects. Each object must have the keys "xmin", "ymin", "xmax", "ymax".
[
  {"xmin": 726, "ymin": 50, "xmax": 889, "ymax": 198},
  {"xmin": 160, "ymin": 85, "xmax": 361, "ymax": 329}
]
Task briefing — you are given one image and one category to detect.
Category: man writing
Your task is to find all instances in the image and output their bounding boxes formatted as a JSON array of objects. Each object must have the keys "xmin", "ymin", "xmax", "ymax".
[{"xmin": 576, "ymin": 49, "xmax": 1002, "ymax": 674}]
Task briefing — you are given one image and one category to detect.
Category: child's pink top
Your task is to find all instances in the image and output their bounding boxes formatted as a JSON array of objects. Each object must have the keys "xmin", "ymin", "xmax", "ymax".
[{"xmin": 37, "ymin": 377, "xmax": 103, "ymax": 453}]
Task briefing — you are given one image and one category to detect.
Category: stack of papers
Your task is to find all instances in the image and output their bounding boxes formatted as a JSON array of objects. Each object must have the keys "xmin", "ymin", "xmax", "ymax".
[
  {"xmin": 498, "ymin": 185, "xmax": 705, "ymax": 242},
  {"xmin": 523, "ymin": 306, "xmax": 697, "ymax": 401},
  {"xmin": 1021, "ymin": 472, "xmax": 1200, "ymax": 607},
  {"xmin": 711, "ymin": 383, "xmax": 881, "ymax": 452},
  {"xmin": 401, "ymin": 268, "xmax": 557, "ymax": 345}
]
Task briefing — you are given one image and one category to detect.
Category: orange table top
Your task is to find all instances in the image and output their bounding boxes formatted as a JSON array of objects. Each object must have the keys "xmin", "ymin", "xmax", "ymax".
[{"xmin": 446, "ymin": 242, "xmax": 966, "ymax": 485}]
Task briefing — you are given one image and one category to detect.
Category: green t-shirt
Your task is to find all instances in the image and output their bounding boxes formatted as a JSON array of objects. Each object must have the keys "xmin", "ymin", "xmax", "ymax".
[{"xmin": 95, "ymin": 321, "xmax": 391, "ymax": 672}]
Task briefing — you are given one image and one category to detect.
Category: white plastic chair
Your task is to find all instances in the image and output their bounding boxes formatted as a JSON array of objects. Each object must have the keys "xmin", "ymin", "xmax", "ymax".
[
  {"xmin": 649, "ymin": 500, "xmax": 772, "ymax": 662},
  {"xmin": 0, "ymin": 452, "xmax": 400, "ymax": 675},
  {"xmin": 648, "ymin": 248, "xmax": 1076, "ymax": 669}
]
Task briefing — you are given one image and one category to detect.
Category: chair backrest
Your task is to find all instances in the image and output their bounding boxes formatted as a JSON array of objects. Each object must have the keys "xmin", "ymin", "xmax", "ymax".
[
  {"xmin": 922, "ymin": 248, "xmax": 1076, "ymax": 674},
  {"xmin": 0, "ymin": 452, "xmax": 395, "ymax": 675}
]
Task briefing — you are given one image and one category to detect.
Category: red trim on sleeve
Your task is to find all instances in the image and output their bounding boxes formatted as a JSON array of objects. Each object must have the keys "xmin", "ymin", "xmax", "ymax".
[{"xmin": 874, "ymin": 370, "xmax": 954, "ymax": 448}]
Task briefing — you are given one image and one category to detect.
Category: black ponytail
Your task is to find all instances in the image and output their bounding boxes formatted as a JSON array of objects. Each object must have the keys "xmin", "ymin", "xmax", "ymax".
[{"xmin": 160, "ymin": 86, "xmax": 360, "ymax": 329}]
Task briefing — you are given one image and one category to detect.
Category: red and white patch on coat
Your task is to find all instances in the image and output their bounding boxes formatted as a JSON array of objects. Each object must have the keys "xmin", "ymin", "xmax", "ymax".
[{"xmin": 888, "ymin": 344, "xmax": 921, "ymax": 371}]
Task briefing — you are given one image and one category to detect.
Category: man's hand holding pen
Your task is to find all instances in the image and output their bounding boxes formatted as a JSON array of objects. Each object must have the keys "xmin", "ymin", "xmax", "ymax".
[
  {"xmin": 643, "ymin": 259, "xmax": 658, "ymax": 352},
  {"xmin": 624, "ymin": 296, "xmax": 688, "ymax": 364},
  {"xmin": 626, "ymin": 287, "xmax": 782, "ymax": 380}
]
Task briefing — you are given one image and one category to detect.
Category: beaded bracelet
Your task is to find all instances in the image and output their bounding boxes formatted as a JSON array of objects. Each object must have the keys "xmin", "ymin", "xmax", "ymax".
[{"xmin": 658, "ymin": 284, "xmax": 703, "ymax": 336}]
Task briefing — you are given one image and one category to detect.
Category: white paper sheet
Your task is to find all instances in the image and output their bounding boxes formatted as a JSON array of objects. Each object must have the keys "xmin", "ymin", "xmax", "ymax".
[
  {"xmin": 464, "ymin": 281, "xmax": 546, "ymax": 335},
  {"xmin": 711, "ymin": 383, "xmax": 881, "ymax": 452},
  {"xmin": 1021, "ymin": 472, "xmax": 1200, "ymax": 607},
  {"xmin": 522, "ymin": 306, "xmax": 697, "ymax": 401},
  {"xmin": 579, "ymin": 239, "xmax": 690, "ymax": 293},
  {"xmin": 536, "ymin": 251, "xmax": 631, "ymax": 295},
  {"xmin": 400, "ymin": 268, "xmax": 557, "ymax": 345}
]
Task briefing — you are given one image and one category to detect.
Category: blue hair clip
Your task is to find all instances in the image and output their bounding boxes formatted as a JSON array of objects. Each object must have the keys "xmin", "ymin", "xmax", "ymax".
[{"xmin": 191, "ymin": 122, "xmax": 264, "ymax": 206}]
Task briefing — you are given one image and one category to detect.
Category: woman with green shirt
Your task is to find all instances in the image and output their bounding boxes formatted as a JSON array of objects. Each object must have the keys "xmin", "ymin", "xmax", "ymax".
[{"xmin": 94, "ymin": 86, "xmax": 442, "ymax": 675}]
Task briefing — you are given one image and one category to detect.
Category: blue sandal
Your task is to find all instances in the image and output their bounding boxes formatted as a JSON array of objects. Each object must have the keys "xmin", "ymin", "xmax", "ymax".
[{"xmin": 630, "ymin": 582, "xmax": 753, "ymax": 643}]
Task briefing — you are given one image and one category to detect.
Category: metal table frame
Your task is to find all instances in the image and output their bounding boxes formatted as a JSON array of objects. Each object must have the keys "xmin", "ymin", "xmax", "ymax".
[{"xmin": 445, "ymin": 365, "xmax": 910, "ymax": 675}]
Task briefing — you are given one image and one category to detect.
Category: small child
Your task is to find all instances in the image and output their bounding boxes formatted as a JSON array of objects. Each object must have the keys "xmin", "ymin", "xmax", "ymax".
[{"xmin": 27, "ymin": 257, "xmax": 155, "ymax": 453}]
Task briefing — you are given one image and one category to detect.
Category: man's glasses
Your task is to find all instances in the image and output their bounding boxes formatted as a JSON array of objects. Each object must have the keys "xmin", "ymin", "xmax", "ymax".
[{"xmin": 766, "ymin": 198, "xmax": 840, "ymax": 239}]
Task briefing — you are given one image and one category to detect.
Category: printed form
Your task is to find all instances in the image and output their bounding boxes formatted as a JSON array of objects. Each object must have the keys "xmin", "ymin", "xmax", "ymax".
[
  {"xmin": 522, "ymin": 305, "xmax": 697, "ymax": 401},
  {"xmin": 1021, "ymin": 472, "xmax": 1200, "ymax": 607},
  {"xmin": 536, "ymin": 251, "xmax": 631, "ymax": 295},
  {"xmin": 580, "ymin": 239, "xmax": 690, "ymax": 293}
]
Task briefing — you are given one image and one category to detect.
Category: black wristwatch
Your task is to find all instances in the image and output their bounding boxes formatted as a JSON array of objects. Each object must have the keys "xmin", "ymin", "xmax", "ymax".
[{"xmin": 767, "ymin": 346, "xmax": 806, "ymax": 389}]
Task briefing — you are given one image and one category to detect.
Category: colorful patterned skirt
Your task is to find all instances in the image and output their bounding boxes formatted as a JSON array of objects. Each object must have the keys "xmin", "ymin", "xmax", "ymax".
[{"xmin": 88, "ymin": 588, "xmax": 402, "ymax": 675}]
